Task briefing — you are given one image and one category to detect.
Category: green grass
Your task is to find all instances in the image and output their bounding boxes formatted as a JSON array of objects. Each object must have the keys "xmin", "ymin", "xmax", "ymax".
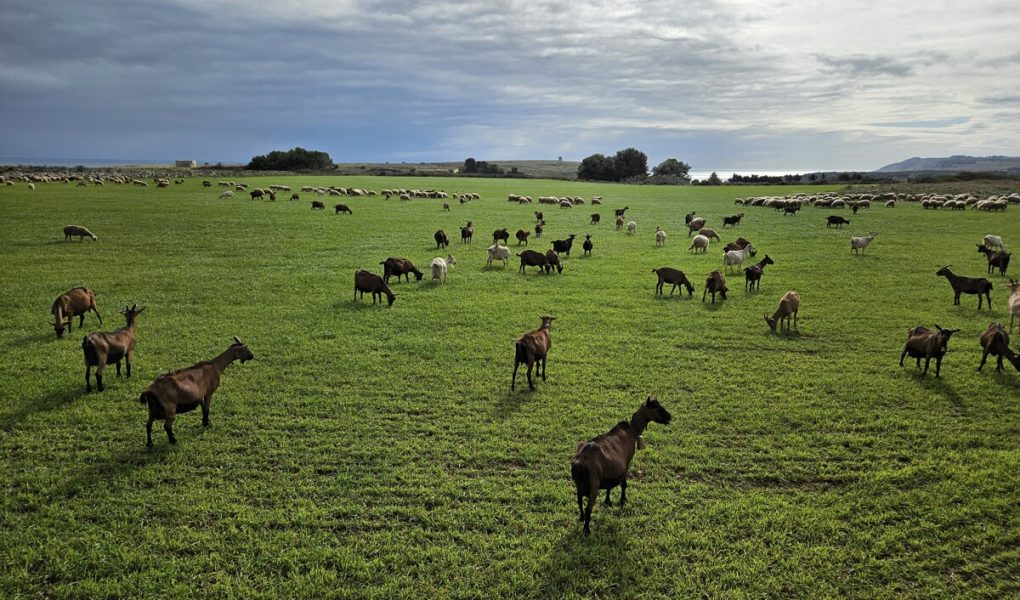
[{"xmin": 1, "ymin": 177, "xmax": 1019, "ymax": 598}]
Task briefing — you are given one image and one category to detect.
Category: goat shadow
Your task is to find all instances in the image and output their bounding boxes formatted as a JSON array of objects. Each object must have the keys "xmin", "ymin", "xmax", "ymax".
[
  {"xmin": 914, "ymin": 372, "xmax": 965, "ymax": 414},
  {"xmin": 53, "ymin": 440, "xmax": 172, "ymax": 504},
  {"xmin": 533, "ymin": 519, "xmax": 632, "ymax": 597},
  {"xmin": 0, "ymin": 386, "xmax": 81, "ymax": 433},
  {"xmin": 4, "ymin": 331, "xmax": 54, "ymax": 349},
  {"xmin": 701, "ymin": 298, "xmax": 727, "ymax": 311}
]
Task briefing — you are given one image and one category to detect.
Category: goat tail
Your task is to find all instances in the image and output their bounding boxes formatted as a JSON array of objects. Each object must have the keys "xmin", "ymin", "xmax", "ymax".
[
  {"xmin": 139, "ymin": 390, "xmax": 156, "ymax": 406},
  {"xmin": 514, "ymin": 341, "xmax": 528, "ymax": 364},
  {"xmin": 81, "ymin": 336, "xmax": 100, "ymax": 364}
]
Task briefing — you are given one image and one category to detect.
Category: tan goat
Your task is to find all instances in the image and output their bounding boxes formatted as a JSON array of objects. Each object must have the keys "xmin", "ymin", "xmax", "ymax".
[
  {"xmin": 511, "ymin": 316, "xmax": 555, "ymax": 391},
  {"xmin": 82, "ymin": 304, "xmax": 144, "ymax": 392},
  {"xmin": 765, "ymin": 290, "xmax": 800, "ymax": 331}
]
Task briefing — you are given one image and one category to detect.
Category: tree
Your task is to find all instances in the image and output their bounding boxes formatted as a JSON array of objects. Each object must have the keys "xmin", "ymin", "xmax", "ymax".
[
  {"xmin": 247, "ymin": 147, "xmax": 333, "ymax": 170},
  {"xmin": 577, "ymin": 153, "xmax": 617, "ymax": 181},
  {"xmin": 706, "ymin": 172, "xmax": 722, "ymax": 185},
  {"xmin": 463, "ymin": 157, "xmax": 478, "ymax": 173},
  {"xmin": 613, "ymin": 147, "xmax": 648, "ymax": 180},
  {"xmin": 652, "ymin": 158, "xmax": 691, "ymax": 179}
]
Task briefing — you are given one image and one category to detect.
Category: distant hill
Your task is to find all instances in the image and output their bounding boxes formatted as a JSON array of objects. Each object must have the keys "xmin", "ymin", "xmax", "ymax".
[
  {"xmin": 875, "ymin": 155, "xmax": 1020, "ymax": 173},
  {"xmin": 333, "ymin": 159, "xmax": 580, "ymax": 179}
]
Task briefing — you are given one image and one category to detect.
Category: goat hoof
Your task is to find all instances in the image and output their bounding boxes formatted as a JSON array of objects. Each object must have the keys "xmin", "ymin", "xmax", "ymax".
[{"xmin": 146, "ymin": 441, "xmax": 153, "ymax": 448}]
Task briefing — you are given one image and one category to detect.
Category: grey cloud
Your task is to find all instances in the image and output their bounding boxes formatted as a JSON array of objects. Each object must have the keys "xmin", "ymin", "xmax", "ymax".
[{"xmin": 814, "ymin": 54, "xmax": 915, "ymax": 77}]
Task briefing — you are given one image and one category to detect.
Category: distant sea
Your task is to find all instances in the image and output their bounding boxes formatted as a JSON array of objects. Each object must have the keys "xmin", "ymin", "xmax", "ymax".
[{"xmin": 688, "ymin": 169, "xmax": 815, "ymax": 180}]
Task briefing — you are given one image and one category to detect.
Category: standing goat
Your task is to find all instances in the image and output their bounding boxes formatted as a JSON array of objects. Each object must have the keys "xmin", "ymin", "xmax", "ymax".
[
  {"xmin": 764, "ymin": 290, "xmax": 799, "ymax": 331},
  {"xmin": 899, "ymin": 325, "xmax": 959, "ymax": 378},
  {"xmin": 654, "ymin": 227, "xmax": 666, "ymax": 246},
  {"xmin": 978, "ymin": 322, "xmax": 1020, "ymax": 372},
  {"xmin": 976, "ymin": 245, "xmax": 1010, "ymax": 276},
  {"xmin": 582, "ymin": 234, "xmax": 593, "ymax": 256},
  {"xmin": 702, "ymin": 271, "xmax": 728, "ymax": 303},
  {"xmin": 744, "ymin": 255, "xmax": 774, "ymax": 291},
  {"xmin": 1009, "ymin": 279, "xmax": 1020, "ymax": 333},
  {"xmin": 82, "ymin": 304, "xmax": 144, "ymax": 392},
  {"xmin": 511, "ymin": 315, "xmax": 554, "ymax": 391},
  {"xmin": 850, "ymin": 232, "xmax": 877, "ymax": 255},
  {"xmin": 140, "ymin": 337, "xmax": 254, "ymax": 447},
  {"xmin": 935, "ymin": 266, "xmax": 993, "ymax": 309},
  {"xmin": 51, "ymin": 287, "xmax": 102, "ymax": 338},
  {"xmin": 723, "ymin": 243, "xmax": 756, "ymax": 272},
  {"xmin": 571, "ymin": 397, "xmax": 672, "ymax": 536}
]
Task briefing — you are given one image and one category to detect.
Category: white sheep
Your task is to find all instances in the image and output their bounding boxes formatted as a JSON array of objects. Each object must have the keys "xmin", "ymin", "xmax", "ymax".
[
  {"xmin": 984, "ymin": 234, "xmax": 1004, "ymax": 251},
  {"xmin": 627, "ymin": 221, "xmax": 637, "ymax": 235},
  {"xmin": 219, "ymin": 190, "xmax": 234, "ymax": 199},
  {"xmin": 655, "ymin": 227, "xmax": 666, "ymax": 246},
  {"xmin": 430, "ymin": 257, "xmax": 448, "ymax": 284},
  {"xmin": 723, "ymin": 243, "xmax": 756, "ymax": 272},
  {"xmin": 688, "ymin": 234, "xmax": 709, "ymax": 253},
  {"xmin": 486, "ymin": 244, "xmax": 511, "ymax": 266},
  {"xmin": 850, "ymin": 232, "xmax": 878, "ymax": 255}
]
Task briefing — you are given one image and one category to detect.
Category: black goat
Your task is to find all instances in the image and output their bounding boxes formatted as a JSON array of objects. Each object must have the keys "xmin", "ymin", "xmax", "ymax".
[
  {"xmin": 551, "ymin": 234, "xmax": 577, "ymax": 256},
  {"xmin": 936, "ymin": 266, "xmax": 993, "ymax": 309},
  {"xmin": 976, "ymin": 245, "xmax": 1011, "ymax": 276}
]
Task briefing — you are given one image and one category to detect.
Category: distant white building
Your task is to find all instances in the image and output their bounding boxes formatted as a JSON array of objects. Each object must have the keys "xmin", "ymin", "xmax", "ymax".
[{"xmin": 175, "ymin": 160, "xmax": 197, "ymax": 168}]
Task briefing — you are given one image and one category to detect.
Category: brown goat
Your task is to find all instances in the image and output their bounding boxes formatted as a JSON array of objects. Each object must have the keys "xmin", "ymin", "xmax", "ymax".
[
  {"xmin": 544, "ymin": 250, "xmax": 563, "ymax": 274},
  {"xmin": 571, "ymin": 397, "xmax": 672, "ymax": 536},
  {"xmin": 63, "ymin": 225, "xmax": 97, "ymax": 241},
  {"xmin": 511, "ymin": 315, "xmax": 554, "ymax": 391},
  {"xmin": 517, "ymin": 250, "xmax": 548, "ymax": 274},
  {"xmin": 515, "ymin": 229, "xmax": 531, "ymax": 245},
  {"xmin": 435, "ymin": 229, "xmax": 449, "ymax": 249},
  {"xmin": 461, "ymin": 222, "xmax": 474, "ymax": 243},
  {"xmin": 652, "ymin": 267, "xmax": 694, "ymax": 297},
  {"xmin": 354, "ymin": 269, "xmax": 397, "ymax": 305},
  {"xmin": 978, "ymin": 322, "xmax": 1020, "ymax": 372},
  {"xmin": 723, "ymin": 237, "xmax": 751, "ymax": 253},
  {"xmin": 899, "ymin": 324, "xmax": 959, "ymax": 378},
  {"xmin": 702, "ymin": 271, "xmax": 728, "ymax": 303},
  {"xmin": 615, "ymin": 215, "xmax": 624, "ymax": 230},
  {"xmin": 334, "ymin": 204, "xmax": 352, "ymax": 214},
  {"xmin": 51, "ymin": 287, "xmax": 102, "ymax": 338},
  {"xmin": 82, "ymin": 304, "xmax": 144, "ymax": 392},
  {"xmin": 140, "ymin": 336, "xmax": 254, "ymax": 447},
  {"xmin": 381, "ymin": 258, "xmax": 423, "ymax": 283},
  {"xmin": 764, "ymin": 290, "xmax": 799, "ymax": 331},
  {"xmin": 311, "ymin": 200, "xmax": 325, "ymax": 210},
  {"xmin": 492, "ymin": 228, "xmax": 510, "ymax": 244}
]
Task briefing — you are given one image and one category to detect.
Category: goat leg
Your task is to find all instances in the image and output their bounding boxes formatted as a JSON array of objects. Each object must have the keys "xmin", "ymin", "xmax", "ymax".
[
  {"xmin": 202, "ymin": 396, "xmax": 211, "ymax": 427},
  {"xmin": 85, "ymin": 365, "xmax": 92, "ymax": 393},
  {"xmin": 619, "ymin": 478, "xmax": 628, "ymax": 507},
  {"xmin": 527, "ymin": 361, "xmax": 535, "ymax": 391},
  {"xmin": 146, "ymin": 418, "xmax": 154, "ymax": 447}
]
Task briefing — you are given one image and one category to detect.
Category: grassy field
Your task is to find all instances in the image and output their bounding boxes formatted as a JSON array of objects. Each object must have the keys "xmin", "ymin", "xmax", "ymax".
[{"xmin": 1, "ymin": 177, "xmax": 1019, "ymax": 598}]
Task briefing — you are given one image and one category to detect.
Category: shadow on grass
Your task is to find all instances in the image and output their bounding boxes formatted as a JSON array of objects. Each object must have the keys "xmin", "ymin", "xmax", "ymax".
[
  {"xmin": 0, "ymin": 386, "xmax": 81, "ymax": 432},
  {"xmin": 916, "ymin": 373, "xmax": 964, "ymax": 413},
  {"xmin": 534, "ymin": 518, "xmax": 632, "ymax": 597},
  {"xmin": 56, "ymin": 440, "xmax": 172, "ymax": 504},
  {"xmin": 701, "ymin": 298, "xmax": 727, "ymax": 311},
  {"xmin": 4, "ymin": 331, "xmax": 54, "ymax": 349}
]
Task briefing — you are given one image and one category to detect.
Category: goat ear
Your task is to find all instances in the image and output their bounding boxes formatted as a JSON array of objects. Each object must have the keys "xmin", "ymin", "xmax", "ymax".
[{"xmin": 935, "ymin": 324, "xmax": 943, "ymax": 331}]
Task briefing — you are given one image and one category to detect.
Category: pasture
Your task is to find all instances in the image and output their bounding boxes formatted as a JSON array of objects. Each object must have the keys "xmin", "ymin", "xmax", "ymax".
[{"xmin": 1, "ymin": 177, "xmax": 1019, "ymax": 598}]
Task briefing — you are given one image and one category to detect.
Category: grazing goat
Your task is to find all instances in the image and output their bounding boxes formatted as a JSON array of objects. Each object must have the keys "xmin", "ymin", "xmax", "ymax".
[
  {"xmin": 722, "ymin": 213, "xmax": 743, "ymax": 227},
  {"xmin": 1009, "ymin": 279, "xmax": 1020, "ymax": 333},
  {"xmin": 250, "ymin": 189, "xmax": 264, "ymax": 200},
  {"xmin": 582, "ymin": 234, "xmax": 593, "ymax": 256},
  {"xmin": 311, "ymin": 200, "xmax": 325, "ymax": 210},
  {"xmin": 744, "ymin": 255, "xmax": 774, "ymax": 291},
  {"xmin": 655, "ymin": 227, "xmax": 666, "ymax": 246},
  {"xmin": 51, "ymin": 287, "xmax": 102, "ymax": 338},
  {"xmin": 826, "ymin": 215, "xmax": 850, "ymax": 228},
  {"xmin": 515, "ymin": 229, "xmax": 531, "ymax": 245},
  {"xmin": 511, "ymin": 315, "xmax": 555, "ymax": 391},
  {"xmin": 614, "ymin": 207, "xmax": 629, "ymax": 217},
  {"xmin": 544, "ymin": 250, "xmax": 563, "ymax": 274},
  {"xmin": 684, "ymin": 211, "xmax": 696, "ymax": 225},
  {"xmin": 430, "ymin": 257, "xmax": 448, "ymax": 284},
  {"xmin": 381, "ymin": 258, "xmax": 424, "ymax": 283},
  {"xmin": 461, "ymin": 222, "xmax": 473, "ymax": 243},
  {"xmin": 976, "ymin": 245, "xmax": 1011, "ymax": 276},
  {"xmin": 615, "ymin": 216, "xmax": 624, "ymax": 230},
  {"xmin": 626, "ymin": 221, "xmax": 637, "ymax": 235},
  {"xmin": 590, "ymin": 213, "xmax": 600, "ymax": 225},
  {"xmin": 783, "ymin": 205, "xmax": 800, "ymax": 216},
  {"xmin": 290, "ymin": 193, "xmax": 300, "ymax": 201},
  {"xmin": 723, "ymin": 237, "xmax": 751, "ymax": 253},
  {"xmin": 552, "ymin": 234, "xmax": 577, "ymax": 256},
  {"xmin": 63, "ymin": 225, "xmax": 97, "ymax": 241},
  {"xmin": 492, "ymin": 228, "xmax": 510, "ymax": 245},
  {"xmin": 703, "ymin": 271, "xmax": 728, "ymax": 303},
  {"xmin": 850, "ymin": 232, "xmax": 877, "ymax": 255},
  {"xmin": 140, "ymin": 336, "xmax": 253, "ymax": 447},
  {"xmin": 486, "ymin": 244, "xmax": 511, "ymax": 266},
  {"xmin": 697, "ymin": 228, "xmax": 721, "ymax": 242},
  {"xmin": 978, "ymin": 322, "xmax": 1020, "ymax": 372},
  {"xmin": 83, "ymin": 304, "xmax": 144, "ymax": 392},
  {"xmin": 983, "ymin": 234, "xmax": 1004, "ymax": 251},
  {"xmin": 219, "ymin": 191, "xmax": 234, "ymax": 199},
  {"xmin": 571, "ymin": 397, "xmax": 672, "ymax": 536},
  {"xmin": 764, "ymin": 290, "xmax": 799, "ymax": 331},
  {"xmin": 435, "ymin": 229, "xmax": 449, "ymax": 249},
  {"xmin": 935, "ymin": 266, "xmax": 993, "ymax": 309},
  {"xmin": 687, "ymin": 217, "xmax": 706, "ymax": 236},
  {"xmin": 653, "ymin": 267, "xmax": 694, "ymax": 297},
  {"xmin": 688, "ymin": 234, "xmax": 709, "ymax": 253},
  {"xmin": 518, "ymin": 250, "xmax": 548, "ymax": 274},
  {"xmin": 354, "ymin": 270, "xmax": 397, "ymax": 305},
  {"xmin": 334, "ymin": 204, "xmax": 352, "ymax": 214},
  {"xmin": 899, "ymin": 325, "xmax": 959, "ymax": 378},
  {"xmin": 723, "ymin": 243, "xmax": 756, "ymax": 272}
]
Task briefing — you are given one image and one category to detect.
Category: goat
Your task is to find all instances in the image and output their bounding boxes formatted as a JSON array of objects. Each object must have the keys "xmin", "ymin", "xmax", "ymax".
[
  {"xmin": 723, "ymin": 238, "xmax": 751, "ymax": 253},
  {"xmin": 535, "ymin": 211, "xmax": 544, "ymax": 222},
  {"xmin": 311, "ymin": 200, "xmax": 325, "ymax": 210},
  {"xmin": 744, "ymin": 255, "xmax": 774, "ymax": 291},
  {"xmin": 653, "ymin": 267, "xmax": 694, "ymax": 297},
  {"xmin": 290, "ymin": 193, "xmax": 300, "ymax": 201},
  {"xmin": 461, "ymin": 222, "xmax": 474, "ymax": 243},
  {"xmin": 783, "ymin": 205, "xmax": 800, "ymax": 216},
  {"xmin": 515, "ymin": 229, "xmax": 531, "ymax": 245},
  {"xmin": 983, "ymin": 234, "xmax": 1004, "ymax": 251},
  {"xmin": 1010, "ymin": 279, "xmax": 1020, "ymax": 333},
  {"xmin": 615, "ymin": 215, "xmax": 624, "ymax": 230},
  {"xmin": 935, "ymin": 266, "xmax": 993, "ymax": 309},
  {"xmin": 687, "ymin": 217, "xmax": 706, "ymax": 236},
  {"xmin": 590, "ymin": 213, "xmax": 600, "ymax": 225},
  {"xmin": 702, "ymin": 271, "xmax": 728, "ymax": 303},
  {"xmin": 697, "ymin": 228, "xmax": 721, "ymax": 242},
  {"xmin": 626, "ymin": 221, "xmax": 637, "ymax": 235},
  {"xmin": 684, "ymin": 211, "xmax": 696, "ymax": 225},
  {"xmin": 571, "ymin": 397, "xmax": 671, "ymax": 536},
  {"xmin": 544, "ymin": 250, "xmax": 563, "ymax": 274},
  {"xmin": 518, "ymin": 250, "xmax": 548, "ymax": 274},
  {"xmin": 381, "ymin": 258, "xmax": 424, "ymax": 283},
  {"xmin": 83, "ymin": 304, "xmax": 144, "ymax": 392},
  {"xmin": 723, "ymin": 243, "xmax": 756, "ymax": 272},
  {"xmin": 63, "ymin": 225, "xmax": 97, "ymax": 241},
  {"xmin": 492, "ymin": 228, "xmax": 510, "ymax": 245},
  {"xmin": 552, "ymin": 234, "xmax": 577, "ymax": 256},
  {"xmin": 511, "ymin": 315, "xmax": 554, "ymax": 391},
  {"xmin": 334, "ymin": 204, "xmax": 352, "ymax": 214},
  {"xmin": 535, "ymin": 223, "xmax": 543, "ymax": 238},
  {"xmin": 140, "ymin": 336, "xmax": 253, "ymax": 446},
  {"xmin": 435, "ymin": 229, "xmax": 449, "ymax": 249},
  {"xmin": 582, "ymin": 234, "xmax": 593, "ymax": 257},
  {"xmin": 486, "ymin": 244, "xmax": 511, "ymax": 266},
  {"xmin": 722, "ymin": 213, "xmax": 743, "ymax": 227},
  {"xmin": 51, "ymin": 287, "xmax": 102, "ymax": 338},
  {"xmin": 976, "ymin": 245, "xmax": 1011, "ymax": 276},
  {"xmin": 899, "ymin": 325, "xmax": 959, "ymax": 378},
  {"xmin": 250, "ymin": 189, "xmax": 264, "ymax": 200},
  {"xmin": 430, "ymin": 257, "xmax": 448, "ymax": 284},
  {"xmin": 614, "ymin": 207, "xmax": 629, "ymax": 217},
  {"xmin": 850, "ymin": 232, "xmax": 877, "ymax": 255},
  {"xmin": 654, "ymin": 227, "xmax": 666, "ymax": 246},
  {"xmin": 978, "ymin": 322, "xmax": 1020, "ymax": 372},
  {"xmin": 442, "ymin": 202, "xmax": 450, "ymax": 211},
  {"xmin": 826, "ymin": 216, "xmax": 850, "ymax": 228},
  {"xmin": 688, "ymin": 234, "xmax": 709, "ymax": 253},
  {"xmin": 354, "ymin": 269, "xmax": 397, "ymax": 305},
  {"xmin": 764, "ymin": 290, "xmax": 799, "ymax": 331}
]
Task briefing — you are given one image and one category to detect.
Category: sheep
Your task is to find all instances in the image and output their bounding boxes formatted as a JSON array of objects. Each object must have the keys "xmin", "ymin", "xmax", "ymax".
[
  {"xmin": 442, "ymin": 202, "xmax": 450, "ymax": 211},
  {"xmin": 626, "ymin": 221, "xmax": 637, "ymax": 235},
  {"xmin": 511, "ymin": 315, "xmax": 555, "ymax": 391},
  {"xmin": 614, "ymin": 207, "xmax": 629, "ymax": 217},
  {"xmin": 1009, "ymin": 279, "xmax": 1020, "ymax": 333},
  {"xmin": 544, "ymin": 250, "xmax": 563, "ymax": 274},
  {"xmin": 492, "ymin": 228, "xmax": 510, "ymax": 245},
  {"xmin": 984, "ymin": 235, "xmax": 1004, "ymax": 251},
  {"xmin": 27, "ymin": 183, "xmax": 35, "ymax": 190},
  {"xmin": 899, "ymin": 325, "xmax": 959, "ymax": 378},
  {"xmin": 697, "ymin": 228, "xmax": 721, "ymax": 242},
  {"xmin": 518, "ymin": 250, "xmax": 548, "ymax": 274},
  {"xmin": 582, "ymin": 234, "xmax": 593, "ymax": 256},
  {"xmin": 571, "ymin": 397, "xmax": 672, "ymax": 536},
  {"xmin": 250, "ymin": 189, "xmax": 264, "ymax": 200},
  {"xmin": 702, "ymin": 271, "xmax": 728, "ymax": 303},
  {"xmin": 219, "ymin": 190, "xmax": 234, "ymax": 199},
  {"xmin": 63, "ymin": 225, "xmax": 97, "ymax": 242},
  {"xmin": 615, "ymin": 215, "xmax": 624, "ymax": 230},
  {"xmin": 723, "ymin": 243, "xmax": 756, "ymax": 272},
  {"xmin": 559, "ymin": 200, "xmax": 573, "ymax": 208},
  {"xmin": 354, "ymin": 269, "xmax": 397, "ymax": 305},
  {"xmin": 885, "ymin": 199, "xmax": 896, "ymax": 208},
  {"xmin": 430, "ymin": 257, "xmax": 448, "ymax": 284},
  {"xmin": 826, "ymin": 216, "xmax": 850, "ymax": 228},
  {"xmin": 82, "ymin": 304, "xmax": 144, "ymax": 392},
  {"xmin": 935, "ymin": 266, "xmax": 993, "ymax": 309},
  {"xmin": 688, "ymin": 234, "xmax": 709, "ymax": 253},
  {"xmin": 764, "ymin": 290, "xmax": 799, "ymax": 331},
  {"xmin": 486, "ymin": 244, "xmax": 511, "ymax": 266},
  {"xmin": 549, "ymin": 235, "xmax": 574, "ymax": 257},
  {"xmin": 722, "ymin": 213, "xmax": 743, "ymax": 227},
  {"xmin": 976, "ymin": 245, "xmax": 1011, "ymax": 276},
  {"xmin": 311, "ymin": 200, "xmax": 325, "ymax": 210},
  {"xmin": 461, "ymin": 222, "xmax": 474, "ymax": 243},
  {"xmin": 850, "ymin": 232, "xmax": 877, "ymax": 255},
  {"xmin": 744, "ymin": 255, "xmax": 774, "ymax": 291},
  {"xmin": 435, "ymin": 229, "xmax": 449, "ymax": 249},
  {"xmin": 202, "ymin": 181, "xmax": 212, "ymax": 187},
  {"xmin": 687, "ymin": 217, "xmax": 706, "ymax": 236},
  {"xmin": 783, "ymin": 205, "xmax": 800, "ymax": 216},
  {"xmin": 591, "ymin": 196, "xmax": 602, "ymax": 205},
  {"xmin": 652, "ymin": 267, "xmax": 694, "ymax": 297},
  {"xmin": 515, "ymin": 229, "xmax": 531, "ymax": 245},
  {"xmin": 290, "ymin": 193, "xmax": 300, "ymax": 201},
  {"xmin": 140, "ymin": 336, "xmax": 254, "ymax": 447},
  {"xmin": 381, "ymin": 258, "xmax": 424, "ymax": 283},
  {"xmin": 334, "ymin": 204, "xmax": 352, "ymax": 214},
  {"xmin": 654, "ymin": 226, "xmax": 666, "ymax": 246},
  {"xmin": 51, "ymin": 287, "xmax": 102, "ymax": 338},
  {"xmin": 977, "ymin": 322, "xmax": 1020, "ymax": 372}
]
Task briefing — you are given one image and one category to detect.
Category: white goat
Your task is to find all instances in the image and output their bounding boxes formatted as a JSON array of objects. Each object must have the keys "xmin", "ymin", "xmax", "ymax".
[
  {"xmin": 430, "ymin": 257, "xmax": 448, "ymax": 284},
  {"xmin": 688, "ymin": 234, "xmax": 709, "ymax": 253},
  {"xmin": 850, "ymin": 232, "xmax": 878, "ymax": 255},
  {"xmin": 984, "ymin": 234, "xmax": 1004, "ymax": 251},
  {"xmin": 219, "ymin": 190, "xmax": 234, "ymax": 199},
  {"xmin": 486, "ymin": 244, "xmax": 511, "ymax": 266},
  {"xmin": 655, "ymin": 227, "xmax": 666, "ymax": 246},
  {"xmin": 1008, "ymin": 279, "xmax": 1020, "ymax": 333},
  {"xmin": 445, "ymin": 254, "xmax": 457, "ymax": 268},
  {"xmin": 627, "ymin": 221, "xmax": 637, "ymax": 235},
  {"xmin": 723, "ymin": 243, "xmax": 756, "ymax": 272}
]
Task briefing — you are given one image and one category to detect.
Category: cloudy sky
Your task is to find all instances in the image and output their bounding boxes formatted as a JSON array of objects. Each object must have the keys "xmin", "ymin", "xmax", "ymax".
[{"xmin": 1, "ymin": 0, "xmax": 1017, "ymax": 170}]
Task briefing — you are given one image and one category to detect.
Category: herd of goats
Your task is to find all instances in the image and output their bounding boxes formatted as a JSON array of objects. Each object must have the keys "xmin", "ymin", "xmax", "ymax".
[{"xmin": 20, "ymin": 175, "xmax": 1020, "ymax": 535}]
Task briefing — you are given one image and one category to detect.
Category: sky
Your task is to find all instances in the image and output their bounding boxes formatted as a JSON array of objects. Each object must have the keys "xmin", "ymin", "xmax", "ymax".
[{"xmin": 1, "ymin": 0, "xmax": 1018, "ymax": 171}]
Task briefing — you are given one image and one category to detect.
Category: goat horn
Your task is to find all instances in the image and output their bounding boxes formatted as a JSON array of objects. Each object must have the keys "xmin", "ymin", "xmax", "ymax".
[{"xmin": 233, "ymin": 336, "xmax": 243, "ymax": 345}]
